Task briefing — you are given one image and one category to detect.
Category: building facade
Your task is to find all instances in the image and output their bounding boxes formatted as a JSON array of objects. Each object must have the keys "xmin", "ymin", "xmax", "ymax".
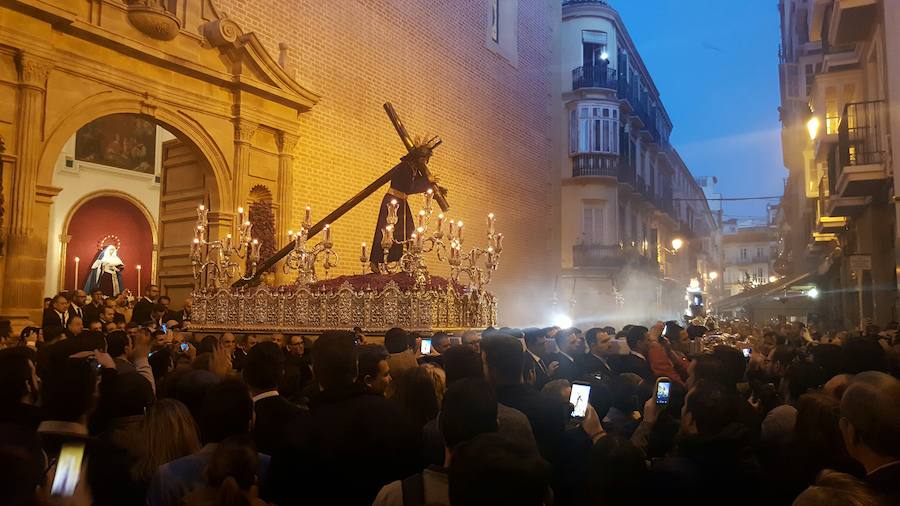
[
  {"xmin": 555, "ymin": 0, "xmax": 718, "ymax": 326},
  {"xmin": 0, "ymin": 0, "xmax": 560, "ymax": 326},
  {"xmin": 721, "ymin": 220, "xmax": 778, "ymax": 296},
  {"xmin": 777, "ymin": 0, "xmax": 899, "ymax": 328}
]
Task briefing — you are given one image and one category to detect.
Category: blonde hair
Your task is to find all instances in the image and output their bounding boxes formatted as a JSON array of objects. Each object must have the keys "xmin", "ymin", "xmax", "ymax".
[{"xmin": 132, "ymin": 398, "xmax": 201, "ymax": 482}]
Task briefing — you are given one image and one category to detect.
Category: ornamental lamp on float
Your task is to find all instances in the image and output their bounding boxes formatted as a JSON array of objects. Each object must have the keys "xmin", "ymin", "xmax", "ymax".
[
  {"xmin": 671, "ymin": 238, "xmax": 684, "ymax": 252},
  {"xmin": 708, "ymin": 271, "xmax": 718, "ymax": 281}
]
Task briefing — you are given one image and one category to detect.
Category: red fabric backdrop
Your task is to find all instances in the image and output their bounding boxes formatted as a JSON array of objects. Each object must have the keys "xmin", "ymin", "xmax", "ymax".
[{"xmin": 65, "ymin": 196, "xmax": 153, "ymax": 295}]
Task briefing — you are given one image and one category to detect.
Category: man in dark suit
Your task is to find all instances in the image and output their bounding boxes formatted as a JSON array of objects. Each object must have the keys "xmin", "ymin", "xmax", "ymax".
[
  {"xmin": 840, "ymin": 371, "xmax": 900, "ymax": 504},
  {"xmin": 67, "ymin": 289, "xmax": 87, "ymax": 321},
  {"xmin": 616, "ymin": 325, "xmax": 654, "ymax": 382},
  {"xmin": 242, "ymin": 342, "xmax": 303, "ymax": 456},
  {"xmin": 82, "ymin": 288, "xmax": 105, "ymax": 324},
  {"xmin": 130, "ymin": 284, "xmax": 159, "ymax": 324},
  {"xmin": 549, "ymin": 328, "xmax": 584, "ymax": 383},
  {"xmin": 267, "ymin": 331, "xmax": 420, "ymax": 506},
  {"xmin": 523, "ymin": 328, "xmax": 552, "ymax": 389},
  {"xmin": 576, "ymin": 327, "xmax": 615, "ymax": 379},
  {"xmin": 41, "ymin": 294, "xmax": 70, "ymax": 332}
]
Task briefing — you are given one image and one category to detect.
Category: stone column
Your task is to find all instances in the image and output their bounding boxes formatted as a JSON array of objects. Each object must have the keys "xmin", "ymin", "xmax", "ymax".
[
  {"xmin": 274, "ymin": 131, "xmax": 298, "ymax": 285},
  {"xmin": 1, "ymin": 53, "xmax": 53, "ymax": 325},
  {"xmin": 233, "ymin": 119, "xmax": 257, "ymax": 211}
]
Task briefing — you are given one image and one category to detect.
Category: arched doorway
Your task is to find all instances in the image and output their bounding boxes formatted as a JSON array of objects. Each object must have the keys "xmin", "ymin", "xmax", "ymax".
[
  {"xmin": 61, "ymin": 195, "xmax": 155, "ymax": 297},
  {"xmin": 43, "ymin": 112, "xmax": 223, "ymax": 308}
]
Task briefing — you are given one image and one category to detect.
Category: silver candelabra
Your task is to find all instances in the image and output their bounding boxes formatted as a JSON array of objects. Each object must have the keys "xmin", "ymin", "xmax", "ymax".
[
  {"xmin": 191, "ymin": 204, "xmax": 261, "ymax": 290},
  {"xmin": 283, "ymin": 206, "xmax": 339, "ymax": 285},
  {"xmin": 376, "ymin": 189, "xmax": 502, "ymax": 291}
]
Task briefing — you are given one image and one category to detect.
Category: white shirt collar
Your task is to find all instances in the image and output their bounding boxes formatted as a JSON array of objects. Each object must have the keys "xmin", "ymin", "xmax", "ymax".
[
  {"xmin": 252, "ymin": 390, "xmax": 280, "ymax": 403},
  {"xmin": 558, "ymin": 351, "xmax": 575, "ymax": 363},
  {"xmin": 630, "ymin": 351, "xmax": 646, "ymax": 361},
  {"xmin": 868, "ymin": 460, "xmax": 900, "ymax": 476}
]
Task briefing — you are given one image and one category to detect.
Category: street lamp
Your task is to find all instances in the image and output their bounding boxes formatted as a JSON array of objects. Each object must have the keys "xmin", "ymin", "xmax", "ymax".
[
  {"xmin": 768, "ymin": 275, "xmax": 778, "ymax": 283},
  {"xmin": 808, "ymin": 287, "xmax": 819, "ymax": 299},
  {"xmin": 807, "ymin": 116, "xmax": 820, "ymax": 141},
  {"xmin": 708, "ymin": 271, "xmax": 718, "ymax": 280},
  {"xmin": 671, "ymin": 238, "xmax": 683, "ymax": 252}
]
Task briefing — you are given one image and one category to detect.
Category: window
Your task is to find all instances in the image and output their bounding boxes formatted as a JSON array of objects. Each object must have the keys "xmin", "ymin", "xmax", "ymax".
[
  {"xmin": 756, "ymin": 247, "xmax": 764, "ymax": 259},
  {"xmin": 490, "ymin": 0, "xmax": 499, "ymax": 43},
  {"xmin": 570, "ymin": 104, "xmax": 619, "ymax": 154},
  {"xmin": 582, "ymin": 30, "xmax": 608, "ymax": 67},
  {"xmin": 740, "ymin": 248, "xmax": 748, "ymax": 260},
  {"xmin": 582, "ymin": 204, "xmax": 605, "ymax": 244}
]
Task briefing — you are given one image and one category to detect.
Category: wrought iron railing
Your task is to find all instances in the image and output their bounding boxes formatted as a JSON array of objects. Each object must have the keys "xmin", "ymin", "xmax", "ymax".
[
  {"xmin": 572, "ymin": 243, "xmax": 658, "ymax": 270},
  {"xmin": 571, "ymin": 153, "xmax": 619, "ymax": 177},
  {"xmin": 838, "ymin": 100, "xmax": 885, "ymax": 168},
  {"xmin": 572, "ymin": 65, "xmax": 618, "ymax": 91}
]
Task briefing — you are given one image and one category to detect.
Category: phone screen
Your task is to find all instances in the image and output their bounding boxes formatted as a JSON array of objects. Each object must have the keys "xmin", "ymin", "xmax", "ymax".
[
  {"xmin": 161, "ymin": 324, "xmax": 168, "ymax": 333},
  {"xmin": 742, "ymin": 348, "xmax": 752, "ymax": 358},
  {"xmin": 420, "ymin": 338, "xmax": 432, "ymax": 355},
  {"xmin": 51, "ymin": 442, "xmax": 85, "ymax": 496},
  {"xmin": 569, "ymin": 382, "xmax": 591, "ymax": 418},
  {"xmin": 656, "ymin": 380, "xmax": 671, "ymax": 405},
  {"xmin": 180, "ymin": 342, "xmax": 189, "ymax": 352}
]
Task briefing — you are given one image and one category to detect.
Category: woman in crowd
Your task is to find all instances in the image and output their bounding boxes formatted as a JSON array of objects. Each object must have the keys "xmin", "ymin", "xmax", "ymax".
[{"xmin": 132, "ymin": 398, "xmax": 201, "ymax": 488}]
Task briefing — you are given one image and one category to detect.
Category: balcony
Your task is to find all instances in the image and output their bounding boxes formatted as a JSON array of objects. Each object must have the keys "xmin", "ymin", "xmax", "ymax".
[
  {"xmin": 572, "ymin": 243, "xmax": 659, "ymax": 272},
  {"xmin": 828, "ymin": 0, "xmax": 878, "ymax": 47},
  {"xmin": 731, "ymin": 256, "xmax": 772, "ymax": 266},
  {"xmin": 571, "ymin": 153, "xmax": 619, "ymax": 178},
  {"xmin": 831, "ymin": 100, "xmax": 888, "ymax": 197},
  {"xmin": 816, "ymin": 175, "xmax": 850, "ymax": 232},
  {"xmin": 572, "ymin": 65, "xmax": 618, "ymax": 91}
]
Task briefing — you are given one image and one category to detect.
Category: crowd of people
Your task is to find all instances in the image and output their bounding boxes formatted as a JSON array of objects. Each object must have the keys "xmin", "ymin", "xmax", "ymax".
[{"xmin": 1, "ymin": 286, "xmax": 900, "ymax": 505}]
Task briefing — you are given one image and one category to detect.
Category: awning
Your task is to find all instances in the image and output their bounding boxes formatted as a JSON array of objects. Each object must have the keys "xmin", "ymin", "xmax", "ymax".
[{"xmin": 712, "ymin": 270, "xmax": 818, "ymax": 311}]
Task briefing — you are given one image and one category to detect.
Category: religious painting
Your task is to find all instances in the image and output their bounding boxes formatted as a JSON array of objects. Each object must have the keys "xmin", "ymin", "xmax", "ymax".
[
  {"xmin": 75, "ymin": 114, "xmax": 157, "ymax": 174},
  {"xmin": 490, "ymin": 0, "xmax": 499, "ymax": 43}
]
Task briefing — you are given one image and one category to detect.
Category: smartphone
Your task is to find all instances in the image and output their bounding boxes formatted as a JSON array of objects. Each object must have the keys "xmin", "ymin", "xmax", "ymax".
[
  {"xmin": 161, "ymin": 323, "xmax": 168, "ymax": 333},
  {"xmin": 655, "ymin": 378, "xmax": 671, "ymax": 406},
  {"xmin": 569, "ymin": 381, "xmax": 592, "ymax": 419},
  {"xmin": 50, "ymin": 442, "xmax": 85, "ymax": 497},
  {"xmin": 180, "ymin": 342, "xmax": 189, "ymax": 352},
  {"xmin": 742, "ymin": 347, "xmax": 752, "ymax": 358},
  {"xmin": 420, "ymin": 338, "xmax": 432, "ymax": 355}
]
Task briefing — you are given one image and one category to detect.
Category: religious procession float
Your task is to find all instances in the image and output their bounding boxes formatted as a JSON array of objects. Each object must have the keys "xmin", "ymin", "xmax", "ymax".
[{"xmin": 188, "ymin": 104, "xmax": 500, "ymax": 334}]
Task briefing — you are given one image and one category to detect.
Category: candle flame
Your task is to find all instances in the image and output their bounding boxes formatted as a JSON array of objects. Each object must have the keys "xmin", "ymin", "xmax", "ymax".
[
  {"xmin": 390, "ymin": 199, "xmax": 398, "ymax": 205},
  {"xmin": 252, "ymin": 239, "xmax": 259, "ymax": 244},
  {"xmin": 199, "ymin": 204, "xmax": 205, "ymax": 210},
  {"xmin": 74, "ymin": 256, "xmax": 80, "ymax": 262},
  {"xmin": 438, "ymin": 214, "xmax": 444, "ymax": 219},
  {"xmin": 288, "ymin": 230, "xmax": 294, "ymax": 236},
  {"xmin": 193, "ymin": 238, "xmax": 200, "ymax": 244},
  {"xmin": 136, "ymin": 264, "xmax": 141, "ymax": 269},
  {"xmin": 488, "ymin": 213, "xmax": 495, "ymax": 219},
  {"xmin": 238, "ymin": 207, "xmax": 244, "ymax": 214}
]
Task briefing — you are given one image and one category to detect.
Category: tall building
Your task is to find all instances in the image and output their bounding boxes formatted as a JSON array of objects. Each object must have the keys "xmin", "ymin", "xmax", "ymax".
[
  {"xmin": 777, "ymin": 0, "xmax": 900, "ymax": 328},
  {"xmin": 721, "ymin": 220, "xmax": 778, "ymax": 296},
  {"xmin": 554, "ymin": 0, "xmax": 719, "ymax": 326}
]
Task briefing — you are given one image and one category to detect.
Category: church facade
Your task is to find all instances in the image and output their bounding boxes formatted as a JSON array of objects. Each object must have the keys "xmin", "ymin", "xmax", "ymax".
[{"xmin": 0, "ymin": 0, "xmax": 559, "ymax": 327}]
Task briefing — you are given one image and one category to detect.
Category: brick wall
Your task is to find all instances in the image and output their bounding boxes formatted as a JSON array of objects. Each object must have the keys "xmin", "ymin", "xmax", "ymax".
[{"xmin": 217, "ymin": 0, "xmax": 557, "ymax": 325}]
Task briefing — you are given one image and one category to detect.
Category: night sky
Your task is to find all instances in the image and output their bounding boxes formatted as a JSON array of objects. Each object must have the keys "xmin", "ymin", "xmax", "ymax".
[{"xmin": 610, "ymin": 1, "xmax": 785, "ymax": 219}]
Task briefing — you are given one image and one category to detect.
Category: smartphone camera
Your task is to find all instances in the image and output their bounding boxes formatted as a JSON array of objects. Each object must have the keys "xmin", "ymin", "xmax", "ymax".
[
  {"xmin": 180, "ymin": 342, "xmax": 189, "ymax": 352},
  {"xmin": 742, "ymin": 348, "xmax": 752, "ymax": 358},
  {"xmin": 655, "ymin": 379, "xmax": 671, "ymax": 406},
  {"xmin": 50, "ymin": 442, "xmax": 85, "ymax": 497},
  {"xmin": 569, "ymin": 381, "xmax": 592, "ymax": 419}
]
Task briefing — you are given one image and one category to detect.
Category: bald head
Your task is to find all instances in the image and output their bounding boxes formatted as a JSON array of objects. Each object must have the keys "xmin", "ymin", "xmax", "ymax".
[{"xmin": 840, "ymin": 372, "xmax": 900, "ymax": 462}]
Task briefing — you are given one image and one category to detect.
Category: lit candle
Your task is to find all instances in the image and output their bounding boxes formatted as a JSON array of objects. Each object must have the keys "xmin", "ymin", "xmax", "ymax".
[
  {"xmin": 418, "ymin": 209, "xmax": 426, "ymax": 227},
  {"xmin": 136, "ymin": 264, "xmax": 142, "ymax": 296},
  {"xmin": 73, "ymin": 256, "xmax": 80, "ymax": 289},
  {"xmin": 288, "ymin": 230, "xmax": 294, "ymax": 239},
  {"xmin": 225, "ymin": 233, "xmax": 233, "ymax": 253},
  {"xmin": 487, "ymin": 213, "xmax": 495, "ymax": 235},
  {"xmin": 361, "ymin": 242, "xmax": 367, "ymax": 259},
  {"xmin": 437, "ymin": 214, "xmax": 445, "ymax": 233},
  {"xmin": 424, "ymin": 188, "xmax": 434, "ymax": 210},
  {"xmin": 237, "ymin": 206, "xmax": 244, "ymax": 223},
  {"xmin": 457, "ymin": 221, "xmax": 464, "ymax": 242},
  {"xmin": 251, "ymin": 239, "xmax": 261, "ymax": 261},
  {"xmin": 449, "ymin": 220, "xmax": 456, "ymax": 239},
  {"xmin": 305, "ymin": 206, "xmax": 312, "ymax": 225},
  {"xmin": 495, "ymin": 233, "xmax": 504, "ymax": 253},
  {"xmin": 323, "ymin": 224, "xmax": 331, "ymax": 243}
]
